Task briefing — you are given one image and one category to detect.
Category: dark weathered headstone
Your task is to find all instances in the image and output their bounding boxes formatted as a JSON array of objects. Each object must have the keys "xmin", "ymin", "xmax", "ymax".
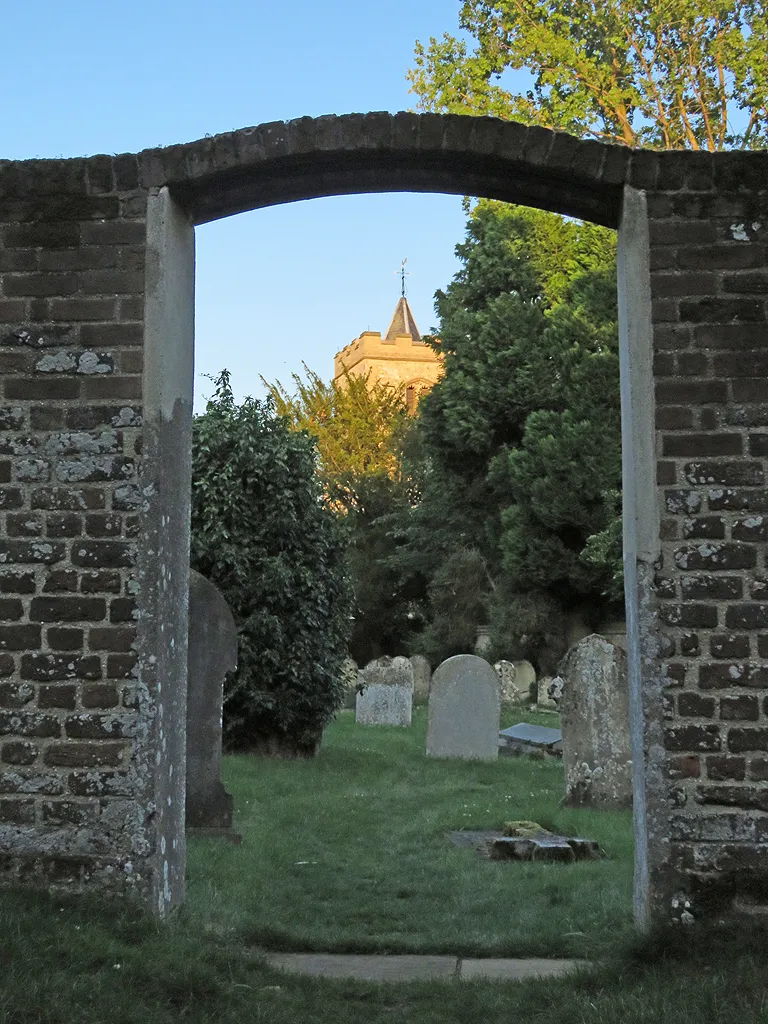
[
  {"xmin": 558, "ymin": 634, "xmax": 632, "ymax": 809},
  {"xmin": 186, "ymin": 569, "xmax": 239, "ymax": 839}
]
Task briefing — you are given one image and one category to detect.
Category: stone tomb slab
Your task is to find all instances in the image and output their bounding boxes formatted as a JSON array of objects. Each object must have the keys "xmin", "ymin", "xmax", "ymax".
[{"xmin": 499, "ymin": 723, "xmax": 562, "ymax": 758}]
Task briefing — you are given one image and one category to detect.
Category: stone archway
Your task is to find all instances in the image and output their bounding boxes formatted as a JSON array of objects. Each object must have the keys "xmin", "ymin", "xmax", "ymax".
[{"xmin": 0, "ymin": 113, "xmax": 766, "ymax": 926}]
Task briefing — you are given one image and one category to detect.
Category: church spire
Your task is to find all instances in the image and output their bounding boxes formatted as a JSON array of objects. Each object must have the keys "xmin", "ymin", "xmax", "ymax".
[
  {"xmin": 386, "ymin": 260, "xmax": 421, "ymax": 342},
  {"xmin": 385, "ymin": 295, "xmax": 422, "ymax": 343}
]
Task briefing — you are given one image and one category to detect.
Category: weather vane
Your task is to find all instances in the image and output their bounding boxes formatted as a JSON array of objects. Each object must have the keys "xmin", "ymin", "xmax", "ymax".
[{"xmin": 396, "ymin": 258, "xmax": 410, "ymax": 297}]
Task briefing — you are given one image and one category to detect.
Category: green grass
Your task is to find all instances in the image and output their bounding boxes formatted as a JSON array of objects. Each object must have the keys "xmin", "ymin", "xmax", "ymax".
[
  {"xmin": 4, "ymin": 711, "xmax": 768, "ymax": 1023},
  {"xmin": 184, "ymin": 706, "xmax": 633, "ymax": 959},
  {"xmin": 4, "ymin": 888, "xmax": 768, "ymax": 1023}
]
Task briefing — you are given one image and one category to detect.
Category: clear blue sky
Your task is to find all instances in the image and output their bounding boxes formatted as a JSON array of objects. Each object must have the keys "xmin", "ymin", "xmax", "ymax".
[{"xmin": 2, "ymin": 1, "xmax": 473, "ymax": 412}]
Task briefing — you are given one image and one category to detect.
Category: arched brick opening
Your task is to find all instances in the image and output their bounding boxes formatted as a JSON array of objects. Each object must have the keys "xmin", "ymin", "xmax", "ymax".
[{"xmin": 0, "ymin": 113, "xmax": 767, "ymax": 927}]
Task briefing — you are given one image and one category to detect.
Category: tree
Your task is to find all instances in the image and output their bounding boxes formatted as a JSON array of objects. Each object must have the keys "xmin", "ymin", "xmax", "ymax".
[
  {"xmin": 409, "ymin": 1, "xmax": 768, "ymax": 150},
  {"xmin": 397, "ymin": 202, "xmax": 622, "ymax": 667},
  {"xmin": 190, "ymin": 371, "xmax": 353, "ymax": 755},
  {"xmin": 265, "ymin": 365, "xmax": 411, "ymax": 513},
  {"xmin": 264, "ymin": 366, "xmax": 420, "ymax": 663}
]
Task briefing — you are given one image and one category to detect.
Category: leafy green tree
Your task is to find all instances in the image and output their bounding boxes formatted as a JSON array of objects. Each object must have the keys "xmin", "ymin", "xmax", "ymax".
[
  {"xmin": 190, "ymin": 371, "xmax": 353, "ymax": 755},
  {"xmin": 409, "ymin": 1, "xmax": 768, "ymax": 150},
  {"xmin": 264, "ymin": 366, "xmax": 419, "ymax": 664},
  {"xmin": 265, "ymin": 365, "xmax": 411, "ymax": 513}
]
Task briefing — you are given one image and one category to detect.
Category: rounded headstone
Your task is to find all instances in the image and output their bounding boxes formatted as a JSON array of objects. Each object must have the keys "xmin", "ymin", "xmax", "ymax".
[{"xmin": 426, "ymin": 654, "xmax": 500, "ymax": 760}]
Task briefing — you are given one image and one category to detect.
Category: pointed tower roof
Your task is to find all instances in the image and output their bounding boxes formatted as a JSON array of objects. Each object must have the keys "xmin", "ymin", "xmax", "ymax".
[{"xmin": 385, "ymin": 296, "xmax": 422, "ymax": 343}]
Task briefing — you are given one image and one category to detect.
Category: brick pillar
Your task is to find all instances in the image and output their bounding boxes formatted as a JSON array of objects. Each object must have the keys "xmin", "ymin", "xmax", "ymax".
[
  {"xmin": 0, "ymin": 156, "xmax": 157, "ymax": 903},
  {"xmin": 648, "ymin": 154, "xmax": 768, "ymax": 919}
]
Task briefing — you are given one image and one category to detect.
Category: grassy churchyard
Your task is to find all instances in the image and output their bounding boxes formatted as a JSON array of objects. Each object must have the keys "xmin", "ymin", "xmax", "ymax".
[{"xmin": 3, "ymin": 707, "xmax": 768, "ymax": 1023}]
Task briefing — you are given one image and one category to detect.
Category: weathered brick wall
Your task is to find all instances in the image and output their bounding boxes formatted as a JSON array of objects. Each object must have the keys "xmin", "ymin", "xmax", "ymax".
[
  {"xmin": 0, "ymin": 114, "xmax": 767, "ymax": 923},
  {"xmin": 647, "ymin": 153, "xmax": 768, "ymax": 916},
  {"xmin": 0, "ymin": 155, "xmax": 153, "ymax": 901}
]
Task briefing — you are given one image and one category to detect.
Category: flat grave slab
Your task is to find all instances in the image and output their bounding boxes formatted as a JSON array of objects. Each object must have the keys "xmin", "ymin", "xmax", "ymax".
[
  {"xmin": 499, "ymin": 723, "xmax": 562, "ymax": 758},
  {"xmin": 447, "ymin": 827, "xmax": 601, "ymax": 863}
]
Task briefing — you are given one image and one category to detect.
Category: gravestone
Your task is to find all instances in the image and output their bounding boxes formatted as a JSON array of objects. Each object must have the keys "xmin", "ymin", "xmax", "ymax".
[
  {"xmin": 512, "ymin": 660, "xmax": 537, "ymax": 703},
  {"xmin": 186, "ymin": 569, "xmax": 239, "ymax": 839},
  {"xmin": 558, "ymin": 634, "xmax": 632, "ymax": 809},
  {"xmin": 494, "ymin": 660, "xmax": 524, "ymax": 704},
  {"xmin": 356, "ymin": 656, "xmax": 413, "ymax": 726},
  {"xmin": 410, "ymin": 654, "xmax": 431, "ymax": 704},
  {"xmin": 340, "ymin": 657, "xmax": 359, "ymax": 709},
  {"xmin": 537, "ymin": 676, "xmax": 558, "ymax": 708},
  {"xmin": 426, "ymin": 654, "xmax": 500, "ymax": 760},
  {"xmin": 474, "ymin": 626, "xmax": 492, "ymax": 656}
]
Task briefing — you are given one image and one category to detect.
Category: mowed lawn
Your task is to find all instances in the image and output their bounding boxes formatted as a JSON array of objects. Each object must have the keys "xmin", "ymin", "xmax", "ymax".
[{"xmin": 185, "ymin": 706, "xmax": 635, "ymax": 959}]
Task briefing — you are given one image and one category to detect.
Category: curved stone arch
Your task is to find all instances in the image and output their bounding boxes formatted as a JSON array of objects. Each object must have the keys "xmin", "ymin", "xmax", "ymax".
[
  {"xmin": 17, "ymin": 110, "xmax": 768, "ymax": 923},
  {"xmin": 140, "ymin": 113, "xmax": 662, "ymax": 923},
  {"xmin": 137, "ymin": 112, "xmax": 636, "ymax": 228}
]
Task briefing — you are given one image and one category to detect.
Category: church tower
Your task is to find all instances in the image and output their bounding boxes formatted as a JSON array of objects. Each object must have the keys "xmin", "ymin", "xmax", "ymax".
[{"xmin": 333, "ymin": 294, "xmax": 443, "ymax": 412}]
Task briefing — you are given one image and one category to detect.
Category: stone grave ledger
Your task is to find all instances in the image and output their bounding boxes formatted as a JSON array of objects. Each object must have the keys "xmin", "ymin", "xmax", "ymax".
[
  {"xmin": 558, "ymin": 634, "xmax": 632, "ymax": 809},
  {"xmin": 356, "ymin": 656, "xmax": 413, "ymax": 726},
  {"xmin": 426, "ymin": 655, "xmax": 500, "ymax": 760},
  {"xmin": 186, "ymin": 570, "xmax": 238, "ymax": 831}
]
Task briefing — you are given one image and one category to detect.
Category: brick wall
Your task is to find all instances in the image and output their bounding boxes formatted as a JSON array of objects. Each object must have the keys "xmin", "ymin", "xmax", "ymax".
[
  {"xmin": 647, "ymin": 155, "xmax": 768, "ymax": 916},
  {"xmin": 0, "ymin": 155, "xmax": 153, "ymax": 901},
  {"xmin": 0, "ymin": 114, "xmax": 767, "ymax": 922}
]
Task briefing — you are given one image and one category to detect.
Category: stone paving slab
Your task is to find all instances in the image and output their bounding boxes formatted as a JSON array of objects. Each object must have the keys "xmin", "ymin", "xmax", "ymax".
[
  {"xmin": 459, "ymin": 957, "xmax": 589, "ymax": 981},
  {"xmin": 259, "ymin": 951, "xmax": 588, "ymax": 983},
  {"xmin": 263, "ymin": 952, "xmax": 458, "ymax": 981}
]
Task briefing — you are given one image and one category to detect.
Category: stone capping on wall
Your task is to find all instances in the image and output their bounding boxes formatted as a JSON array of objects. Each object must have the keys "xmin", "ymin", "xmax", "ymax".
[
  {"xmin": 2, "ymin": 113, "xmax": 766, "ymax": 230},
  {"xmin": 0, "ymin": 112, "xmax": 752, "ymax": 233}
]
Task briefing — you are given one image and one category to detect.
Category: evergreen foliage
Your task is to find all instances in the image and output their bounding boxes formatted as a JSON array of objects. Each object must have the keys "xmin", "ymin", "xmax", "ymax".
[
  {"xmin": 399, "ymin": 202, "xmax": 622, "ymax": 667},
  {"xmin": 190, "ymin": 371, "xmax": 353, "ymax": 754}
]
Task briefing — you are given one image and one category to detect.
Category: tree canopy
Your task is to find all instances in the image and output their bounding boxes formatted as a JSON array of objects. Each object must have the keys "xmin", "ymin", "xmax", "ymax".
[
  {"xmin": 265, "ymin": 366, "xmax": 420, "ymax": 664},
  {"xmin": 397, "ymin": 201, "xmax": 622, "ymax": 667},
  {"xmin": 409, "ymin": 0, "xmax": 768, "ymax": 150},
  {"xmin": 190, "ymin": 371, "xmax": 353, "ymax": 754}
]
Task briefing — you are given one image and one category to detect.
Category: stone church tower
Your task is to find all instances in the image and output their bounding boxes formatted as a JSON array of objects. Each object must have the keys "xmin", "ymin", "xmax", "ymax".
[{"xmin": 333, "ymin": 295, "xmax": 443, "ymax": 412}]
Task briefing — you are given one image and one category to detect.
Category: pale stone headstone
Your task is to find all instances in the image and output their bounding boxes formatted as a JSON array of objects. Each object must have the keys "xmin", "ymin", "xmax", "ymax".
[
  {"xmin": 474, "ymin": 626, "xmax": 492, "ymax": 656},
  {"xmin": 426, "ymin": 654, "xmax": 500, "ymax": 760},
  {"xmin": 596, "ymin": 618, "xmax": 627, "ymax": 651},
  {"xmin": 186, "ymin": 569, "xmax": 238, "ymax": 837},
  {"xmin": 558, "ymin": 634, "xmax": 632, "ymax": 809},
  {"xmin": 494, "ymin": 660, "xmax": 524, "ymax": 703},
  {"xmin": 537, "ymin": 675, "xmax": 558, "ymax": 708},
  {"xmin": 512, "ymin": 660, "xmax": 537, "ymax": 702},
  {"xmin": 410, "ymin": 654, "xmax": 431, "ymax": 704},
  {"xmin": 355, "ymin": 656, "xmax": 413, "ymax": 726}
]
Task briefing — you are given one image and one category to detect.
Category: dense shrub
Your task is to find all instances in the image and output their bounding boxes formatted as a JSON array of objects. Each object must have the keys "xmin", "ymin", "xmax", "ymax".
[{"xmin": 190, "ymin": 371, "xmax": 353, "ymax": 755}]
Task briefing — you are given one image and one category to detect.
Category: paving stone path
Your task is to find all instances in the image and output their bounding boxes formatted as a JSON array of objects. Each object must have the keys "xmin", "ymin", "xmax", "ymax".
[{"xmin": 257, "ymin": 951, "xmax": 589, "ymax": 982}]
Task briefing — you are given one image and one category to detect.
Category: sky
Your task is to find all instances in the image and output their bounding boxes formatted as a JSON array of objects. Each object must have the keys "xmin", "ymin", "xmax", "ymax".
[{"xmin": 2, "ymin": 1, "xmax": 476, "ymax": 412}]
